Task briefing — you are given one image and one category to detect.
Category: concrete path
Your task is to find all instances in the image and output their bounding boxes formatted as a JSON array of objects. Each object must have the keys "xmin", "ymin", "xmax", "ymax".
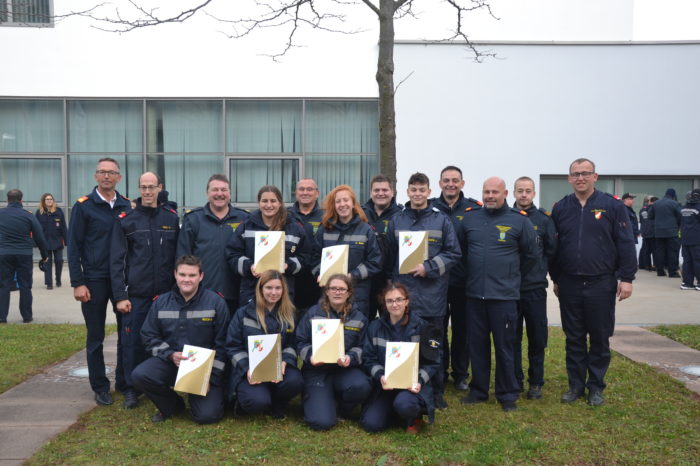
[{"xmin": 0, "ymin": 268, "xmax": 698, "ymax": 464}]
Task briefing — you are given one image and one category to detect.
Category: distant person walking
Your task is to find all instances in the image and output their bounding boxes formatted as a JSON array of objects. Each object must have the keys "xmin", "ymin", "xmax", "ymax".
[{"xmin": 35, "ymin": 193, "xmax": 67, "ymax": 289}]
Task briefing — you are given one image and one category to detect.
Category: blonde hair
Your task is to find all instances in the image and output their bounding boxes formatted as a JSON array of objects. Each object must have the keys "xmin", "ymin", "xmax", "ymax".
[
  {"xmin": 254, "ymin": 270, "xmax": 296, "ymax": 333},
  {"xmin": 38, "ymin": 193, "xmax": 57, "ymax": 214}
]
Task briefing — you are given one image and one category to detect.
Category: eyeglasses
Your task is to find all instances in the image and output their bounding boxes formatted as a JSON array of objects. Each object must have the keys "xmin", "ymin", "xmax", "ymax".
[
  {"xmin": 96, "ymin": 170, "xmax": 120, "ymax": 177},
  {"xmin": 569, "ymin": 171, "xmax": 594, "ymax": 179},
  {"xmin": 385, "ymin": 297, "xmax": 407, "ymax": 305},
  {"xmin": 139, "ymin": 185, "xmax": 159, "ymax": 192},
  {"xmin": 328, "ymin": 287, "xmax": 348, "ymax": 294}
]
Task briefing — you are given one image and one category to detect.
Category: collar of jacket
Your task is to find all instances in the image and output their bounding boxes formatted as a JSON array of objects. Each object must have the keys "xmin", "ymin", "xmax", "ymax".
[
  {"xmin": 7, "ymin": 201, "xmax": 23, "ymax": 209},
  {"xmin": 291, "ymin": 201, "xmax": 320, "ymax": 217},
  {"xmin": 171, "ymin": 283, "xmax": 205, "ymax": 306},
  {"xmin": 512, "ymin": 202, "xmax": 538, "ymax": 215},
  {"xmin": 403, "ymin": 202, "xmax": 435, "ymax": 217},
  {"xmin": 362, "ymin": 198, "xmax": 401, "ymax": 219},
  {"xmin": 329, "ymin": 214, "xmax": 362, "ymax": 231},
  {"xmin": 249, "ymin": 209, "xmax": 294, "ymax": 230},
  {"xmin": 204, "ymin": 202, "xmax": 239, "ymax": 222},
  {"xmin": 378, "ymin": 311, "xmax": 419, "ymax": 332},
  {"xmin": 134, "ymin": 198, "xmax": 159, "ymax": 216},
  {"xmin": 90, "ymin": 187, "xmax": 130, "ymax": 208},
  {"xmin": 484, "ymin": 203, "xmax": 510, "ymax": 216}
]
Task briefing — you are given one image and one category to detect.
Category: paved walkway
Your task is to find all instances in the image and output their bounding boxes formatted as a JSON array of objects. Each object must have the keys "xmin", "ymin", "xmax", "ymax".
[{"xmin": 0, "ymin": 269, "xmax": 698, "ymax": 464}]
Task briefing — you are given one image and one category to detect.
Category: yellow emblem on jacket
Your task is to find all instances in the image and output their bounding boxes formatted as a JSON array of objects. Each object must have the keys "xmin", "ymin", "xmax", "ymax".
[{"xmin": 496, "ymin": 225, "xmax": 512, "ymax": 242}]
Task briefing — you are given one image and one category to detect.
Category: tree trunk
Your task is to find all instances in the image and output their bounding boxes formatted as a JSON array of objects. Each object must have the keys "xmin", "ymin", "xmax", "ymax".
[{"xmin": 376, "ymin": 0, "xmax": 397, "ymax": 186}]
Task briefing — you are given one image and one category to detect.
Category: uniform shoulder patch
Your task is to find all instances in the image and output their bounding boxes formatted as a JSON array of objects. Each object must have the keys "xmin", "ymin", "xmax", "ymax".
[
  {"xmin": 118, "ymin": 212, "xmax": 128, "ymax": 219},
  {"xmin": 539, "ymin": 207, "xmax": 551, "ymax": 216},
  {"xmin": 432, "ymin": 207, "xmax": 440, "ymax": 213},
  {"xmin": 217, "ymin": 291, "xmax": 225, "ymax": 299},
  {"xmin": 468, "ymin": 198, "xmax": 484, "ymax": 206},
  {"xmin": 152, "ymin": 295, "xmax": 159, "ymax": 301},
  {"xmin": 167, "ymin": 208, "xmax": 178, "ymax": 215},
  {"xmin": 77, "ymin": 195, "xmax": 89, "ymax": 203},
  {"xmin": 519, "ymin": 209, "xmax": 528, "ymax": 216}
]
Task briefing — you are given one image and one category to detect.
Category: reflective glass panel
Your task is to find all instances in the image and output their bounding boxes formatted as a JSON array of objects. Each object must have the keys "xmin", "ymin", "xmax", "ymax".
[
  {"xmin": 0, "ymin": 157, "xmax": 61, "ymax": 203},
  {"xmin": 146, "ymin": 101, "xmax": 222, "ymax": 153},
  {"xmin": 229, "ymin": 158, "xmax": 299, "ymax": 204},
  {"xmin": 539, "ymin": 176, "xmax": 615, "ymax": 211},
  {"xmin": 305, "ymin": 154, "xmax": 378, "ymax": 201},
  {"xmin": 620, "ymin": 178, "xmax": 694, "ymax": 212},
  {"xmin": 68, "ymin": 100, "xmax": 143, "ymax": 153},
  {"xmin": 0, "ymin": 100, "xmax": 63, "ymax": 153},
  {"xmin": 305, "ymin": 101, "xmax": 378, "ymax": 153},
  {"xmin": 146, "ymin": 154, "xmax": 223, "ymax": 210},
  {"xmin": 68, "ymin": 154, "xmax": 141, "ymax": 203},
  {"xmin": 226, "ymin": 101, "xmax": 301, "ymax": 153}
]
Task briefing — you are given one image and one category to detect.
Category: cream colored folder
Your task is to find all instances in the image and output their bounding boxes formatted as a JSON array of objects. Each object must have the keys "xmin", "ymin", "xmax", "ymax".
[
  {"xmin": 398, "ymin": 231, "xmax": 429, "ymax": 274},
  {"xmin": 319, "ymin": 245, "xmax": 349, "ymax": 286},
  {"xmin": 384, "ymin": 341, "xmax": 419, "ymax": 389},
  {"xmin": 174, "ymin": 345, "xmax": 215, "ymax": 396},
  {"xmin": 248, "ymin": 334, "xmax": 282, "ymax": 383},
  {"xmin": 254, "ymin": 231, "xmax": 285, "ymax": 273},
  {"xmin": 311, "ymin": 318, "xmax": 345, "ymax": 363}
]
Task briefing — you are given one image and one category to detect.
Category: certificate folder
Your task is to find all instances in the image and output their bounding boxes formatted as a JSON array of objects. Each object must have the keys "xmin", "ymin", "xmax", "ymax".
[
  {"xmin": 174, "ymin": 345, "xmax": 215, "ymax": 396},
  {"xmin": 384, "ymin": 342, "xmax": 419, "ymax": 389},
  {"xmin": 254, "ymin": 231, "xmax": 285, "ymax": 273},
  {"xmin": 398, "ymin": 231, "xmax": 429, "ymax": 274},
  {"xmin": 248, "ymin": 334, "xmax": 282, "ymax": 383},
  {"xmin": 319, "ymin": 245, "xmax": 349, "ymax": 286},
  {"xmin": 311, "ymin": 318, "xmax": 345, "ymax": 363}
]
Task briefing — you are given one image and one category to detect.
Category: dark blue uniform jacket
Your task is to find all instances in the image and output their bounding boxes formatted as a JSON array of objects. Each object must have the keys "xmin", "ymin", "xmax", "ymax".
[
  {"xmin": 625, "ymin": 205, "xmax": 640, "ymax": 243},
  {"xmin": 516, "ymin": 204, "xmax": 557, "ymax": 291},
  {"xmin": 0, "ymin": 202, "xmax": 48, "ymax": 257},
  {"xmin": 140, "ymin": 285, "xmax": 230, "ymax": 386},
  {"xmin": 430, "ymin": 192, "xmax": 482, "ymax": 287},
  {"xmin": 386, "ymin": 204, "xmax": 461, "ymax": 318},
  {"xmin": 296, "ymin": 303, "xmax": 368, "ymax": 367},
  {"xmin": 110, "ymin": 199, "xmax": 180, "ymax": 301},
  {"xmin": 362, "ymin": 313, "xmax": 440, "ymax": 423},
  {"xmin": 226, "ymin": 210, "xmax": 310, "ymax": 304},
  {"xmin": 649, "ymin": 195, "xmax": 682, "ymax": 238},
  {"xmin": 35, "ymin": 208, "xmax": 67, "ymax": 251},
  {"xmin": 680, "ymin": 201, "xmax": 700, "ymax": 246},
  {"xmin": 362, "ymin": 198, "xmax": 403, "ymax": 272},
  {"xmin": 458, "ymin": 204, "xmax": 537, "ymax": 300},
  {"xmin": 289, "ymin": 201, "xmax": 324, "ymax": 239},
  {"xmin": 550, "ymin": 190, "xmax": 637, "ymax": 283},
  {"xmin": 68, "ymin": 188, "xmax": 131, "ymax": 287},
  {"xmin": 177, "ymin": 203, "xmax": 249, "ymax": 301},
  {"xmin": 639, "ymin": 205, "xmax": 654, "ymax": 238},
  {"xmin": 225, "ymin": 300, "xmax": 298, "ymax": 390}
]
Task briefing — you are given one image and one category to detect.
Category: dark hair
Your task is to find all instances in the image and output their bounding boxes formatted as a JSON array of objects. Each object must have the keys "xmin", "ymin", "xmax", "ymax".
[
  {"xmin": 440, "ymin": 166, "xmax": 463, "ymax": 178},
  {"xmin": 649, "ymin": 196, "xmax": 658, "ymax": 203},
  {"xmin": 175, "ymin": 255, "xmax": 202, "ymax": 273},
  {"xmin": 97, "ymin": 157, "xmax": 120, "ymax": 169},
  {"xmin": 407, "ymin": 172, "xmax": 430, "ymax": 187},
  {"xmin": 569, "ymin": 158, "xmax": 596, "ymax": 173},
  {"xmin": 7, "ymin": 189, "xmax": 22, "ymax": 203},
  {"xmin": 257, "ymin": 185, "xmax": 288, "ymax": 231},
  {"xmin": 207, "ymin": 174, "xmax": 230, "ymax": 191},
  {"xmin": 379, "ymin": 281, "xmax": 411, "ymax": 326},
  {"xmin": 370, "ymin": 174, "xmax": 393, "ymax": 189},
  {"xmin": 320, "ymin": 274, "xmax": 354, "ymax": 322}
]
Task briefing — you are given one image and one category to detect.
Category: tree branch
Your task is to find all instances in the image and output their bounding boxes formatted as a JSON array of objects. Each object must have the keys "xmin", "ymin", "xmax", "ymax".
[
  {"xmin": 360, "ymin": 0, "xmax": 380, "ymax": 16},
  {"xmin": 444, "ymin": 0, "xmax": 498, "ymax": 62}
]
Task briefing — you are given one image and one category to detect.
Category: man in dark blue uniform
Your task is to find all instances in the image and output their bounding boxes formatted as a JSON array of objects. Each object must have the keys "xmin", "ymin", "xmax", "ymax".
[
  {"xmin": 386, "ymin": 172, "xmax": 461, "ymax": 409},
  {"xmin": 551, "ymin": 158, "xmax": 636, "ymax": 407},
  {"xmin": 132, "ymin": 255, "xmax": 229, "ymax": 424},
  {"xmin": 638, "ymin": 196, "xmax": 657, "ymax": 271},
  {"xmin": 649, "ymin": 188, "xmax": 682, "ymax": 278},
  {"xmin": 362, "ymin": 174, "xmax": 403, "ymax": 317},
  {"xmin": 289, "ymin": 178, "xmax": 324, "ymax": 311},
  {"xmin": 68, "ymin": 158, "xmax": 132, "ymax": 406},
  {"xmin": 177, "ymin": 174, "xmax": 249, "ymax": 314},
  {"xmin": 430, "ymin": 166, "xmax": 482, "ymax": 392},
  {"xmin": 0, "ymin": 189, "xmax": 48, "ymax": 323},
  {"xmin": 621, "ymin": 193, "xmax": 640, "ymax": 245},
  {"xmin": 512, "ymin": 176, "xmax": 557, "ymax": 400},
  {"xmin": 458, "ymin": 177, "xmax": 537, "ymax": 412},
  {"xmin": 680, "ymin": 189, "xmax": 700, "ymax": 290},
  {"xmin": 110, "ymin": 172, "xmax": 180, "ymax": 409}
]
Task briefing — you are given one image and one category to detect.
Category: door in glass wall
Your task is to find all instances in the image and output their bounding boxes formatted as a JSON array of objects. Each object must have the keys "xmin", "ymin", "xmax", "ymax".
[
  {"xmin": 0, "ymin": 157, "xmax": 62, "ymax": 204},
  {"xmin": 228, "ymin": 158, "xmax": 299, "ymax": 205}
]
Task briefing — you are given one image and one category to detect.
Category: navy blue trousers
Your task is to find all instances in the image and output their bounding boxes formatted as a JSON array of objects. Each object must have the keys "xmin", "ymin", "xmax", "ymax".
[
  {"xmin": 360, "ymin": 389, "xmax": 426, "ymax": 433},
  {"xmin": 557, "ymin": 274, "xmax": 616, "ymax": 393},
  {"xmin": 654, "ymin": 237, "xmax": 681, "ymax": 275},
  {"xmin": 443, "ymin": 285, "xmax": 468, "ymax": 382},
  {"xmin": 515, "ymin": 288, "xmax": 548, "ymax": 388},
  {"xmin": 682, "ymin": 244, "xmax": 700, "ymax": 286},
  {"xmin": 638, "ymin": 238, "xmax": 654, "ymax": 269},
  {"xmin": 43, "ymin": 248, "xmax": 63, "ymax": 286},
  {"xmin": 0, "ymin": 254, "xmax": 33, "ymax": 322},
  {"xmin": 120, "ymin": 296, "xmax": 153, "ymax": 392},
  {"xmin": 80, "ymin": 278, "xmax": 124, "ymax": 393},
  {"xmin": 132, "ymin": 357, "xmax": 224, "ymax": 424},
  {"xmin": 467, "ymin": 298, "xmax": 519, "ymax": 402},
  {"xmin": 302, "ymin": 366, "xmax": 371, "ymax": 430},
  {"xmin": 236, "ymin": 365, "xmax": 303, "ymax": 416}
]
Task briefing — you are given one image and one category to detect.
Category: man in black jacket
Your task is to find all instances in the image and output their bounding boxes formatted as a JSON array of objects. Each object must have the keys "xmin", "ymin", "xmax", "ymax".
[
  {"xmin": 621, "ymin": 193, "xmax": 640, "ymax": 244},
  {"xmin": 110, "ymin": 172, "xmax": 180, "ymax": 409},
  {"xmin": 649, "ymin": 188, "xmax": 682, "ymax": 277},
  {"xmin": 638, "ymin": 196, "xmax": 657, "ymax": 271}
]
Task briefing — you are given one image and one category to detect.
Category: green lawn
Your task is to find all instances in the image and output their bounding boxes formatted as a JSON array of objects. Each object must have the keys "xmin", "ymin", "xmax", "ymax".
[
  {"xmin": 29, "ymin": 328, "xmax": 700, "ymax": 465},
  {"xmin": 650, "ymin": 325, "xmax": 700, "ymax": 351}
]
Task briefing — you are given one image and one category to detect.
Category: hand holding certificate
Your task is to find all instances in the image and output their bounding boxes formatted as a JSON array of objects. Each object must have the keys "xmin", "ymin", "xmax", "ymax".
[
  {"xmin": 383, "ymin": 341, "xmax": 419, "ymax": 390},
  {"xmin": 311, "ymin": 318, "xmax": 345, "ymax": 364},
  {"xmin": 254, "ymin": 231, "xmax": 285, "ymax": 274},
  {"xmin": 174, "ymin": 345, "xmax": 215, "ymax": 396},
  {"xmin": 318, "ymin": 245, "xmax": 349, "ymax": 286},
  {"xmin": 398, "ymin": 231, "xmax": 429, "ymax": 275},
  {"xmin": 248, "ymin": 334, "xmax": 283, "ymax": 383}
]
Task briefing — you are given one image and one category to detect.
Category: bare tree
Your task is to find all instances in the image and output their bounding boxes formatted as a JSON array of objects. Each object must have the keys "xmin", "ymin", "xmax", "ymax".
[{"xmin": 70, "ymin": 0, "xmax": 496, "ymax": 185}]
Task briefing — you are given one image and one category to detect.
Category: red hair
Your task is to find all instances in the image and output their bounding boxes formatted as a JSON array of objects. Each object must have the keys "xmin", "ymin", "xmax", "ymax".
[{"xmin": 320, "ymin": 184, "xmax": 368, "ymax": 230}]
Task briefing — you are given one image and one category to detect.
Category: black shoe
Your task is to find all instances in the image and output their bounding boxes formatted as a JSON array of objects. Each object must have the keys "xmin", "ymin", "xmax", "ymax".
[
  {"xmin": 56, "ymin": 281, "xmax": 62, "ymax": 287},
  {"xmin": 122, "ymin": 390, "xmax": 139, "ymax": 409},
  {"xmin": 526, "ymin": 385, "xmax": 543, "ymax": 400},
  {"xmin": 151, "ymin": 411, "xmax": 172, "ymax": 423},
  {"xmin": 95, "ymin": 391, "xmax": 113, "ymax": 406},
  {"xmin": 587, "ymin": 390, "xmax": 604, "ymax": 406},
  {"xmin": 0, "ymin": 320, "xmax": 7, "ymax": 324},
  {"xmin": 270, "ymin": 403, "xmax": 286, "ymax": 419},
  {"xmin": 454, "ymin": 379, "xmax": 469, "ymax": 391},
  {"xmin": 434, "ymin": 394, "xmax": 448, "ymax": 409},
  {"xmin": 23, "ymin": 319, "xmax": 33, "ymax": 324},
  {"xmin": 500, "ymin": 400, "xmax": 517, "ymax": 412},
  {"xmin": 668, "ymin": 272, "xmax": 681, "ymax": 278},
  {"xmin": 46, "ymin": 285, "xmax": 53, "ymax": 290},
  {"xmin": 460, "ymin": 393, "xmax": 487, "ymax": 405},
  {"xmin": 560, "ymin": 388, "xmax": 584, "ymax": 403},
  {"xmin": 657, "ymin": 272, "xmax": 666, "ymax": 277}
]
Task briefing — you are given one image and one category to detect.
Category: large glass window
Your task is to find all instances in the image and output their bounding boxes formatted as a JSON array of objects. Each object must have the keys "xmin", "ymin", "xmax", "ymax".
[
  {"xmin": 306, "ymin": 154, "xmax": 378, "ymax": 200},
  {"xmin": 619, "ymin": 178, "xmax": 694, "ymax": 212},
  {"xmin": 229, "ymin": 158, "xmax": 299, "ymax": 204},
  {"xmin": 305, "ymin": 101, "xmax": 378, "ymax": 153},
  {"xmin": 226, "ymin": 101, "xmax": 301, "ymax": 153},
  {"xmin": 68, "ymin": 154, "xmax": 141, "ymax": 203},
  {"xmin": 0, "ymin": 0, "xmax": 52, "ymax": 25},
  {"xmin": 0, "ymin": 100, "xmax": 63, "ymax": 152},
  {"xmin": 539, "ymin": 176, "xmax": 615, "ymax": 211},
  {"xmin": 0, "ymin": 157, "xmax": 61, "ymax": 203},
  {"xmin": 68, "ymin": 100, "xmax": 143, "ymax": 153},
  {"xmin": 146, "ymin": 154, "xmax": 222, "ymax": 209},
  {"xmin": 147, "ymin": 101, "xmax": 222, "ymax": 153}
]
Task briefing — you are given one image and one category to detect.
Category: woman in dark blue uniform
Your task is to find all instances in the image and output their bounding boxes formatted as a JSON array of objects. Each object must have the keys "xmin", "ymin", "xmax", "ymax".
[
  {"xmin": 225, "ymin": 270, "xmax": 303, "ymax": 419},
  {"xmin": 361, "ymin": 281, "xmax": 439, "ymax": 433},
  {"xmin": 296, "ymin": 274, "xmax": 371, "ymax": 430},
  {"xmin": 35, "ymin": 193, "xmax": 67, "ymax": 289},
  {"xmin": 313, "ymin": 185, "xmax": 381, "ymax": 317},
  {"xmin": 227, "ymin": 185, "xmax": 309, "ymax": 305}
]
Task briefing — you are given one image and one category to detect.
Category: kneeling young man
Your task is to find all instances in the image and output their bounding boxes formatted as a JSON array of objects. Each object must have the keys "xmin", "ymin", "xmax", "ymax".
[{"xmin": 132, "ymin": 255, "xmax": 230, "ymax": 424}]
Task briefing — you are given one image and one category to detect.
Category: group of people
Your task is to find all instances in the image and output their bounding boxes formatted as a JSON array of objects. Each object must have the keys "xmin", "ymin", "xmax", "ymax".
[{"xmin": 3, "ymin": 155, "xmax": 690, "ymax": 432}]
